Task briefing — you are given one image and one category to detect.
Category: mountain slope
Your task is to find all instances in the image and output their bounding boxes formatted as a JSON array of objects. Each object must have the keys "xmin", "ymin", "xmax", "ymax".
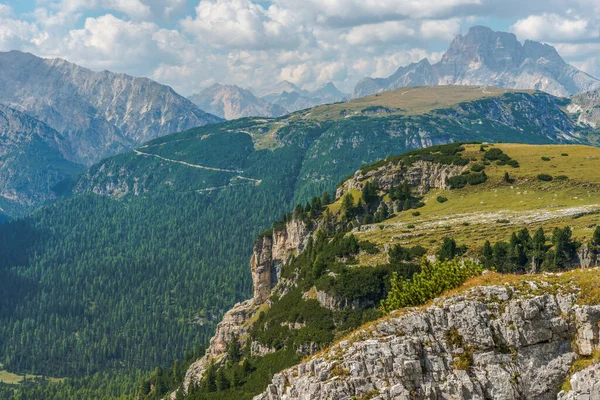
[
  {"xmin": 188, "ymin": 84, "xmax": 288, "ymax": 120},
  {"xmin": 0, "ymin": 50, "xmax": 221, "ymax": 165},
  {"xmin": 2, "ymin": 86, "xmax": 600, "ymax": 397},
  {"xmin": 354, "ymin": 26, "xmax": 600, "ymax": 98},
  {"xmin": 153, "ymin": 142, "xmax": 600, "ymax": 400},
  {"xmin": 0, "ymin": 105, "xmax": 82, "ymax": 216}
]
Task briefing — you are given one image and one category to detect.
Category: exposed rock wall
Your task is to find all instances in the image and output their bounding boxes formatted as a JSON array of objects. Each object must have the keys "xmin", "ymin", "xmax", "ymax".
[
  {"xmin": 336, "ymin": 160, "xmax": 467, "ymax": 200},
  {"xmin": 256, "ymin": 284, "xmax": 600, "ymax": 400},
  {"xmin": 251, "ymin": 219, "xmax": 310, "ymax": 304},
  {"xmin": 558, "ymin": 363, "xmax": 600, "ymax": 400},
  {"xmin": 178, "ymin": 218, "xmax": 311, "ymax": 396}
]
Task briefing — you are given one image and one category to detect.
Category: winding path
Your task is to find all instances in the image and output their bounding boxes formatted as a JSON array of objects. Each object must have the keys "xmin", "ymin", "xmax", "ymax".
[{"xmin": 133, "ymin": 149, "xmax": 262, "ymax": 184}]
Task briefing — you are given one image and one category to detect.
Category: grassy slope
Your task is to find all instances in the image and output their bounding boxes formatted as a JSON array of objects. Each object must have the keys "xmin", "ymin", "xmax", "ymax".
[
  {"xmin": 294, "ymin": 86, "xmax": 529, "ymax": 120},
  {"xmin": 335, "ymin": 143, "xmax": 600, "ymax": 265}
]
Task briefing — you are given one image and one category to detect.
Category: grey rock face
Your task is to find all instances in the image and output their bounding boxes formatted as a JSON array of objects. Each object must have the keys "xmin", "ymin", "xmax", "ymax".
[
  {"xmin": 178, "ymin": 218, "xmax": 312, "ymax": 396},
  {"xmin": 336, "ymin": 160, "xmax": 467, "ymax": 200},
  {"xmin": 353, "ymin": 26, "xmax": 600, "ymax": 98},
  {"xmin": 256, "ymin": 285, "xmax": 600, "ymax": 400},
  {"xmin": 0, "ymin": 50, "xmax": 220, "ymax": 165},
  {"xmin": 558, "ymin": 363, "xmax": 600, "ymax": 400},
  {"xmin": 188, "ymin": 84, "xmax": 289, "ymax": 120},
  {"xmin": 0, "ymin": 105, "xmax": 81, "ymax": 215},
  {"xmin": 251, "ymin": 219, "xmax": 310, "ymax": 304}
]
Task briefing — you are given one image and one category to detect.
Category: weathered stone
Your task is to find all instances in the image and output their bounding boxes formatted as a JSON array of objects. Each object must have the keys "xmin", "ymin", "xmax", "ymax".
[{"xmin": 254, "ymin": 287, "xmax": 600, "ymax": 400}]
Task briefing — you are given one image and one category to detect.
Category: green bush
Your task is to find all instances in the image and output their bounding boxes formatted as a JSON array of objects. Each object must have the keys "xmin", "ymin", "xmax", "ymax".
[
  {"xmin": 381, "ymin": 259, "xmax": 483, "ymax": 312},
  {"xmin": 507, "ymin": 159, "xmax": 520, "ymax": 168},
  {"xmin": 541, "ymin": 156, "xmax": 551, "ymax": 161},
  {"xmin": 437, "ymin": 196, "xmax": 448, "ymax": 203},
  {"xmin": 470, "ymin": 164, "xmax": 485, "ymax": 172},
  {"xmin": 537, "ymin": 174, "xmax": 553, "ymax": 182},
  {"xmin": 467, "ymin": 172, "xmax": 487, "ymax": 186},
  {"xmin": 555, "ymin": 175, "xmax": 568, "ymax": 181},
  {"xmin": 561, "ymin": 153, "xmax": 569, "ymax": 157},
  {"xmin": 412, "ymin": 211, "xmax": 421, "ymax": 216}
]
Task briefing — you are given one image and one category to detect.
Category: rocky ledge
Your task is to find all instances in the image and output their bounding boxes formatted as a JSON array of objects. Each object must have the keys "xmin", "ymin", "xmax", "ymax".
[{"xmin": 256, "ymin": 280, "xmax": 600, "ymax": 400}]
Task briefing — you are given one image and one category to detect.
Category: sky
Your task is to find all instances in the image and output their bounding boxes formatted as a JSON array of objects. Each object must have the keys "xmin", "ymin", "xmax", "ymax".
[{"xmin": 1, "ymin": 0, "xmax": 599, "ymax": 96}]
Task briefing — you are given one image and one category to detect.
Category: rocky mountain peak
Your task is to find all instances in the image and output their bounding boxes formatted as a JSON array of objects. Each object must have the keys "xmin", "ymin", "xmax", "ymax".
[
  {"xmin": 188, "ymin": 83, "xmax": 289, "ymax": 120},
  {"xmin": 354, "ymin": 25, "xmax": 600, "ymax": 97},
  {"xmin": 0, "ymin": 50, "xmax": 221, "ymax": 166}
]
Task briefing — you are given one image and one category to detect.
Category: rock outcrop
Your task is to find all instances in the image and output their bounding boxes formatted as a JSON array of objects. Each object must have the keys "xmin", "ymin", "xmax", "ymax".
[
  {"xmin": 251, "ymin": 219, "xmax": 310, "ymax": 303},
  {"xmin": 179, "ymin": 218, "xmax": 311, "ymax": 395},
  {"xmin": 336, "ymin": 160, "xmax": 467, "ymax": 200},
  {"xmin": 353, "ymin": 26, "xmax": 600, "ymax": 98},
  {"xmin": 558, "ymin": 363, "xmax": 600, "ymax": 400},
  {"xmin": 256, "ymin": 283, "xmax": 600, "ymax": 400}
]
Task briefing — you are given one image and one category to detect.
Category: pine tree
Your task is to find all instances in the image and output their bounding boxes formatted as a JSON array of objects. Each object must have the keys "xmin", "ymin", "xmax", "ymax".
[
  {"xmin": 216, "ymin": 367, "xmax": 229, "ymax": 391},
  {"xmin": 437, "ymin": 238, "xmax": 457, "ymax": 261},
  {"xmin": 321, "ymin": 191, "xmax": 331, "ymax": 206},
  {"xmin": 593, "ymin": 226, "xmax": 600, "ymax": 246},
  {"xmin": 482, "ymin": 240, "xmax": 493, "ymax": 268}
]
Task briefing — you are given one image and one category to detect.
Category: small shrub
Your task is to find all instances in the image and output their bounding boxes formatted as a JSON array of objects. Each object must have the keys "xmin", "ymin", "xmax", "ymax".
[
  {"xmin": 541, "ymin": 156, "xmax": 551, "ymax": 161},
  {"xmin": 407, "ymin": 224, "xmax": 415, "ymax": 229},
  {"xmin": 507, "ymin": 159, "xmax": 520, "ymax": 168},
  {"xmin": 555, "ymin": 175, "xmax": 569, "ymax": 181},
  {"xmin": 437, "ymin": 196, "xmax": 448, "ymax": 203},
  {"xmin": 412, "ymin": 211, "xmax": 421, "ymax": 217},
  {"xmin": 496, "ymin": 219, "xmax": 510, "ymax": 224},
  {"xmin": 447, "ymin": 175, "xmax": 467, "ymax": 189},
  {"xmin": 561, "ymin": 153, "xmax": 569, "ymax": 157},
  {"xmin": 470, "ymin": 164, "xmax": 485, "ymax": 172},
  {"xmin": 537, "ymin": 174, "xmax": 553, "ymax": 182},
  {"xmin": 467, "ymin": 172, "xmax": 488, "ymax": 186}
]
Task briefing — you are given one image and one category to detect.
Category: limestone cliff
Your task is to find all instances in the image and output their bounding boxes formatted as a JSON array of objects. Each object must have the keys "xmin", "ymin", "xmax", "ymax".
[
  {"xmin": 178, "ymin": 218, "xmax": 311, "ymax": 395},
  {"xmin": 256, "ymin": 279, "xmax": 600, "ymax": 400},
  {"xmin": 336, "ymin": 160, "xmax": 467, "ymax": 200}
]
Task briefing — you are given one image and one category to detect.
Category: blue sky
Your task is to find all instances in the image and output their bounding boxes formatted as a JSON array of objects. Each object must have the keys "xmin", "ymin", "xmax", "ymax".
[{"xmin": 1, "ymin": 0, "xmax": 599, "ymax": 95}]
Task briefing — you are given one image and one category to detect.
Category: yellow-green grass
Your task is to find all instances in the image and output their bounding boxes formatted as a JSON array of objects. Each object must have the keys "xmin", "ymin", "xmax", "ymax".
[
  {"xmin": 251, "ymin": 122, "xmax": 287, "ymax": 150},
  {"xmin": 0, "ymin": 367, "xmax": 63, "ymax": 385},
  {"xmin": 353, "ymin": 144, "xmax": 600, "ymax": 265},
  {"xmin": 327, "ymin": 188, "xmax": 363, "ymax": 214},
  {"xmin": 294, "ymin": 86, "xmax": 532, "ymax": 121}
]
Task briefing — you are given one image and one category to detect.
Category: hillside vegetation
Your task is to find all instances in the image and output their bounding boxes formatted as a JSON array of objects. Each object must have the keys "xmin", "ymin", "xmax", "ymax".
[
  {"xmin": 1, "ymin": 84, "xmax": 600, "ymax": 398},
  {"xmin": 133, "ymin": 142, "xmax": 600, "ymax": 400}
]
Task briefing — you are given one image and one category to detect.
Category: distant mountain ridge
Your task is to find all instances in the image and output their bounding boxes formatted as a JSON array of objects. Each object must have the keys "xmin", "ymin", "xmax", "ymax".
[
  {"xmin": 254, "ymin": 80, "xmax": 349, "ymax": 112},
  {"xmin": 0, "ymin": 50, "xmax": 221, "ymax": 165},
  {"xmin": 188, "ymin": 84, "xmax": 289, "ymax": 120},
  {"xmin": 354, "ymin": 26, "xmax": 600, "ymax": 98}
]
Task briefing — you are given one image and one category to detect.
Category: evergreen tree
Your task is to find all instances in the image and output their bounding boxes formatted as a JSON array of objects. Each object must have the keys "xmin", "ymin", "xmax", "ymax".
[
  {"xmin": 437, "ymin": 238, "xmax": 457, "ymax": 261},
  {"xmin": 482, "ymin": 240, "xmax": 493, "ymax": 268},
  {"xmin": 321, "ymin": 191, "xmax": 331, "ymax": 206},
  {"xmin": 216, "ymin": 367, "xmax": 229, "ymax": 391},
  {"xmin": 593, "ymin": 226, "xmax": 600, "ymax": 246}
]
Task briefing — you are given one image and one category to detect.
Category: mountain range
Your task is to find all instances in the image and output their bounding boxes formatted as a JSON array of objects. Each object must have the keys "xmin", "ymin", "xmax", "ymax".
[
  {"xmin": 187, "ymin": 84, "xmax": 289, "ymax": 120},
  {"xmin": 354, "ymin": 26, "xmax": 600, "ymax": 98},
  {"xmin": 188, "ymin": 81, "xmax": 350, "ymax": 120},
  {"xmin": 0, "ymin": 50, "xmax": 221, "ymax": 166}
]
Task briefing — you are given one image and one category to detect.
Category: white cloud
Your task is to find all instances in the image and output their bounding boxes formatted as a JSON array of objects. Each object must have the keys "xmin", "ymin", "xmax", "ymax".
[
  {"xmin": 181, "ymin": 0, "xmax": 302, "ymax": 50},
  {"xmin": 0, "ymin": 3, "xmax": 12, "ymax": 18},
  {"xmin": 2, "ymin": 0, "xmax": 600, "ymax": 96},
  {"xmin": 57, "ymin": 14, "xmax": 173, "ymax": 73},
  {"xmin": 511, "ymin": 13, "xmax": 598, "ymax": 42}
]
